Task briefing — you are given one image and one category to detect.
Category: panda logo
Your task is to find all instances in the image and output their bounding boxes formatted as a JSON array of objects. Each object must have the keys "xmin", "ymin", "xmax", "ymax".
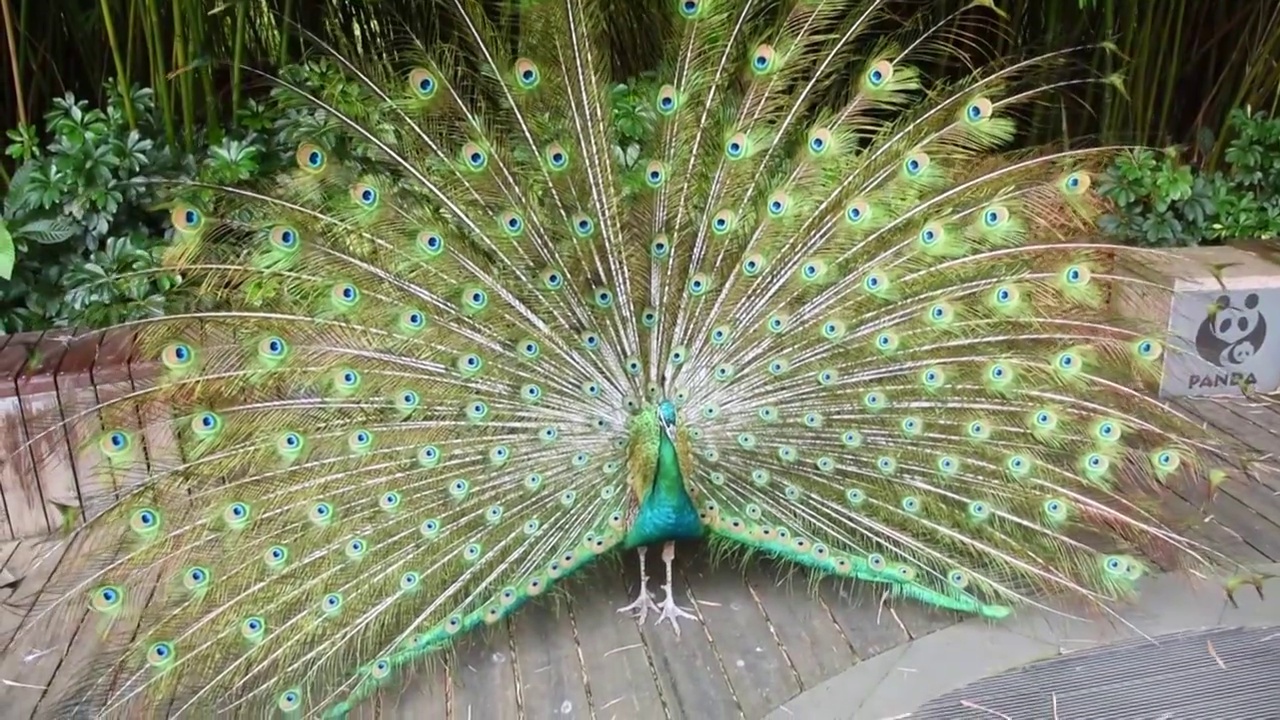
[{"xmin": 1194, "ymin": 292, "xmax": 1267, "ymax": 368}]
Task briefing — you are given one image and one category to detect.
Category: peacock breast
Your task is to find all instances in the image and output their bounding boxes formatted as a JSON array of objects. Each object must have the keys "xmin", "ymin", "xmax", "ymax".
[{"xmin": 625, "ymin": 489, "xmax": 705, "ymax": 548}]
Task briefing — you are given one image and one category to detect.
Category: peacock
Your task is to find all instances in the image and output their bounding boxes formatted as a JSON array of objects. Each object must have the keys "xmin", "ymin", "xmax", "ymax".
[{"xmin": 8, "ymin": 0, "xmax": 1261, "ymax": 717}]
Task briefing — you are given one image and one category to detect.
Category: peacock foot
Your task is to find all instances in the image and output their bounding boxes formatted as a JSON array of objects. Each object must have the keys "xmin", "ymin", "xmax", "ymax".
[
  {"xmin": 654, "ymin": 588, "xmax": 698, "ymax": 637},
  {"xmin": 617, "ymin": 586, "xmax": 661, "ymax": 623},
  {"xmin": 653, "ymin": 540, "xmax": 698, "ymax": 637},
  {"xmin": 618, "ymin": 547, "xmax": 660, "ymax": 623}
]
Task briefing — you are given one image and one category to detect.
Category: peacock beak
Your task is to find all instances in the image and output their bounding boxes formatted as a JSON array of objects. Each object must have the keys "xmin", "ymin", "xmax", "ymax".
[{"xmin": 660, "ymin": 414, "xmax": 676, "ymax": 441}]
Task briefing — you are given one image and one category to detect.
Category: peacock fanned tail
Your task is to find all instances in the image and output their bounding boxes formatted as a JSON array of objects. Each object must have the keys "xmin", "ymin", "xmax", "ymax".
[{"xmin": 11, "ymin": 0, "xmax": 1250, "ymax": 716}]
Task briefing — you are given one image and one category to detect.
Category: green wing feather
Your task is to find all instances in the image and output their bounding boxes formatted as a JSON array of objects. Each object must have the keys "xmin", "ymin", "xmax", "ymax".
[{"xmin": 10, "ymin": 0, "xmax": 1247, "ymax": 717}]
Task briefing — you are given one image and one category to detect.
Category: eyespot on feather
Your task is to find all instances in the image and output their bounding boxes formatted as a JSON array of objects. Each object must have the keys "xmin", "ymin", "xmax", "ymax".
[
  {"xmin": 651, "ymin": 233, "xmax": 670, "ymax": 259},
  {"xmin": 766, "ymin": 190, "xmax": 789, "ymax": 217},
  {"xmin": 1061, "ymin": 171, "xmax": 1091, "ymax": 195},
  {"xmin": 750, "ymin": 44, "xmax": 776, "ymax": 74},
  {"xmin": 513, "ymin": 58, "xmax": 540, "ymax": 89},
  {"xmin": 963, "ymin": 97, "xmax": 994, "ymax": 124},
  {"xmin": 980, "ymin": 205, "xmax": 1009, "ymax": 228},
  {"xmin": 99, "ymin": 430, "xmax": 133, "ymax": 457},
  {"xmin": 545, "ymin": 143, "xmax": 569, "ymax": 170},
  {"xmin": 330, "ymin": 282, "xmax": 361, "ymax": 309},
  {"xmin": 710, "ymin": 209, "xmax": 735, "ymax": 234},
  {"xmin": 461, "ymin": 142, "xmax": 488, "ymax": 171},
  {"xmin": 903, "ymin": 151, "xmax": 930, "ymax": 177},
  {"xmin": 350, "ymin": 183, "xmax": 379, "ymax": 209},
  {"xmin": 269, "ymin": 225, "xmax": 300, "ymax": 252},
  {"xmin": 190, "ymin": 411, "xmax": 222, "ymax": 437},
  {"xmin": 644, "ymin": 160, "xmax": 665, "ymax": 188},
  {"xmin": 295, "ymin": 143, "xmax": 326, "ymax": 172},
  {"xmin": 845, "ymin": 199, "xmax": 870, "ymax": 225},
  {"xmin": 656, "ymin": 84, "xmax": 679, "ymax": 115},
  {"xmin": 807, "ymin": 127, "xmax": 832, "ymax": 156},
  {"xmin": 90, "ymin": 585, "xmax": 124, "ymax": 613},
  {"xmin": 866, "ymin": 59, "xmax": 894, "ymax": 87},
  {"xmin": 500, "ymin": 211, "xmax": 525, "ymax": 237},
  {"xmin": 161, "ymin": 342, "xmax": 195, "ymax": 370},
  {"xmin": 724, "ymin": 132, "xmax": 750, "ymax": 160},
  {"xmin": 417, "ymin": 230, "xmax": 445, "ymax": 257},
  {"xmin": 408, "ymin": 68, "xmax": 437, "ymax": 99},
  {"xmin": 741, "ymin": 253, "xmax": 766, "ymax": 277},
  {"xmin": 917, "ymin": 222, "xmax": 945, "ymax": 247},
  {"xmin": 1061, "ymin": 264, "xmax": 1092, "ymax": 286},
  {"xmin": 571, "ymin": 214, "xmax": 595, "ymax": 237},
  {"xmin": 540, "ymin": 267, "xmax": 564, "ymax": 290},
  {"xmin": 170, "ymin": 204, "xmax": 204, "ymax": 233}
]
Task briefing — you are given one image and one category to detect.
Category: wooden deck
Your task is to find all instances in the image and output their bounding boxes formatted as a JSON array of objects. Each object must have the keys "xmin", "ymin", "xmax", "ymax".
[{"xmin": 0, "ymin": 327, "xmax": 1278, "ymax": 719}]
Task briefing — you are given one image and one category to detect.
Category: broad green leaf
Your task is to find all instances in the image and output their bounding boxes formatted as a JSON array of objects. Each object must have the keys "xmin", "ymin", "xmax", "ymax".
[{"xmin": 0, "ymin": 220, "xmax": 14, "ymax": 280}]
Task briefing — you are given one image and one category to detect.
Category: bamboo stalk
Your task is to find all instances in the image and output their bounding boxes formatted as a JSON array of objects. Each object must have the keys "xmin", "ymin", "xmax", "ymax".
[
  {"xmin": 99, "ymin": 0, "xmax": 137, "ymax": 128},
  {"xmin": 232, "ymin": 0, "xmax": 247, "ymax": 122},
  {"xmin": 1, "ymin": 0, "xmax": 26, "ymax": 126},
  {"xmin": 171, "ymin": 0, "xmax": 194, "ymax": 149},
  {"xmin": 192, "ymin": 2, "xmax": 218, "ymax": 141},
  {"xmin": 278, "ymin": 0, "xmax": 295, "ymax": 67},
  {"xmin": 143, "ymin": 0, "xmax": 175, "ymax": 144}
]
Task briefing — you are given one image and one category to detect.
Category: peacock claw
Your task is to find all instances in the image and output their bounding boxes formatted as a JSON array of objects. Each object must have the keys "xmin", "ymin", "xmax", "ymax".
[
  {"xmin": 617, "ymin": 587, "xmax": 661, "ymax": 623},
  {"xmin": 618, "ymin": 547, "xmax": 660, "ymax": 623},
  {"xmin": 654, "ymin": 590, "xmax": 697, "ymax": 637},
  {"xmin": 650, "ymin": 540, "xmax": 698, "ymax": 637}
]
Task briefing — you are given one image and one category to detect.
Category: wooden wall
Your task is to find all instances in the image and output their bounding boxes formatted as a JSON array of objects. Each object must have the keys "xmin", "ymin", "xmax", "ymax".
[{"xmin": 0, "ymin": 329, "xmax": 152, "ymax": 540}]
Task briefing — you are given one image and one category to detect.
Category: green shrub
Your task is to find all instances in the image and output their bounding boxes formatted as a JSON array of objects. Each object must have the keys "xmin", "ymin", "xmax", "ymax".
[
  {"xmin": 0, "ymin": 62, "xmax": 661, "ymax": 333},
  {"xmin": 1099, "ymin": 108, "xmax": 1280, "ymax": 246},
  {"xmin": 5, "ymin": 67, "xmax": 1277, "ymax": 333},
  {"xmin": 0, "ymin": 62, "xmax": 350, "ymax": 333}
]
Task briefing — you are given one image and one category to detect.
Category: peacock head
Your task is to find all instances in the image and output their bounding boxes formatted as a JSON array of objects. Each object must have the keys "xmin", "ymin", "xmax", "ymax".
[{"xmin": 657, "ymin": 400, "xmax": 678, "ymax": 440}]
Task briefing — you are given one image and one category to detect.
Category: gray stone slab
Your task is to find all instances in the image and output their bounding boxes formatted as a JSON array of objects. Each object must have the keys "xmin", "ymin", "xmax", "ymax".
[
  {"xmin": 763, "ymin": 564, "xmax": 1280, "ymax": 720},
  {"xmin": 914, "ymin": 625, "xmax": 1280, "ymax": 720}
]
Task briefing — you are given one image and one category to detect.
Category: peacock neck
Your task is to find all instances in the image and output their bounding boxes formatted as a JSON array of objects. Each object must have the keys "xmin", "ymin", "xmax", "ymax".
[
  {"xmin": 653, "ymin": 432, "xmax": 686, "ymax": 499},
  {"xmin": 623, "ymin": 429, "xmax": 705, "ymax": 548}
]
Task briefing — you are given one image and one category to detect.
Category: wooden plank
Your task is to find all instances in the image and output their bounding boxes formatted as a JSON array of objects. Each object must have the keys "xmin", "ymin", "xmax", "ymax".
[
  {"xmin": 0, "ymin": 330, "xmax": 11, "ymax": 538},
  {"xmin": 745, "ymin": 563, "xmax": 858, "ymax": 692},
  {"xmin": 112, "ymin": 328, "xmax": 190, "ymax": 720},
  {"xmin": 819, "ymin": 575, "xmax": 959, "ymax": 654},
  {"xmin": 0, "ymin": 539, "xmax": 75, "ymax": 717},
  {"xmin": 382, "ymin": 659, "xmax": 448, "ymax": 719},
  {"xmin": 1196, "ymin": 491, "xmax": 1280, "ymax": 561},
  {"xmin": 818, "ymin": 579, "xmax": 910, "ymax": 661},
  {"xmin": 509, "ymin": 594, "xmax": 591, "ymax": 720},
  {"xmin": 0, "ymin": 540, "xmax": 42, "ymax": 646},
  {"xmin": 17, "ymin": 329, "xmax": 91, "ymax": 535},
  {"xmin": 1152, "ymin": 486, "xmax": 1269, "ymax": 567},
  {"xmin": 449, "ymin": 620, "xmax": 520, "ymax": 720},
  {"xmin": 0, "ymin": 537, "xmax": 25, "ymax": 618},
  {"xmin": 891, "ymin": 596, "xmax": 965, "ymax": 643},
  {"xmin": 1178, "ymin": 399, "xmax": 1280, "ymax": 494},
  {"xmin": 56, "ymin": 328, "xmax": 131, "ymax": 529},
  {"xmin": 683, "ymin": 556, "xmax": 800, "ymax": 718},
  {"xmin": 634, "ymin": 545, "xmax": 741, "ymax": 720},
  {"xmin": 0, "ymin": 332, "xmax": 50, "ymax": 539},
  {"xmin": 32, "ymin": 549, "xmax": 167, "ymax": 719},
  {"xmin": 569, "ymin": 564, "xmax": 667, "ymax": 720}
]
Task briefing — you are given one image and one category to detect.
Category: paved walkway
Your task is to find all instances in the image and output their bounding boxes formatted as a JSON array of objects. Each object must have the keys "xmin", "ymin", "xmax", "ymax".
[{"xmin": 765, "ymin": 564, "xmax": 1280, "ymax": 720}]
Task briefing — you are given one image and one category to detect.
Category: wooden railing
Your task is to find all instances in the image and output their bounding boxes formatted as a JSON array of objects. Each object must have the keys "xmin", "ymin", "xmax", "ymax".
[{"xmin": 0, "ymin": 329, "xmax": 148, "ymax": 540}]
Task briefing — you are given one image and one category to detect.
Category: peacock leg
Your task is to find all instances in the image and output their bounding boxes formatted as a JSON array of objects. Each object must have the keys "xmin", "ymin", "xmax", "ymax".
[
  {"xmin": 617, "ymin": 546, "xmax": 661, "ymax": 623},
  {"xmin": 654, "ymin": 541, "xmax": 697, "ymax": 637}
]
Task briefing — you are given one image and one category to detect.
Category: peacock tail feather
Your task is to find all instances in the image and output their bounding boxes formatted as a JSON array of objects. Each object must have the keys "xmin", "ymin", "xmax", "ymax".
[{"xmin": 9, "ymin": 0, "xmax": 1252, "ymax": 716}]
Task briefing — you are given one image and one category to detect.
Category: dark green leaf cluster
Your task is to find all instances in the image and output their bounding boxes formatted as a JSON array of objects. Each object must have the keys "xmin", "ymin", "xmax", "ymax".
[{"xmin": 1098, "ymin": 108, "xmax": 1280, "ymax": 247}]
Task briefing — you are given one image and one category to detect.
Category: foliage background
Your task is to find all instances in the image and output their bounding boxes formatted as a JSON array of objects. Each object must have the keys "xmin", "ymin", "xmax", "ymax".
[{"xmin": 1, "ymin": 0, "xmax": 1279, "ymax": 331}]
